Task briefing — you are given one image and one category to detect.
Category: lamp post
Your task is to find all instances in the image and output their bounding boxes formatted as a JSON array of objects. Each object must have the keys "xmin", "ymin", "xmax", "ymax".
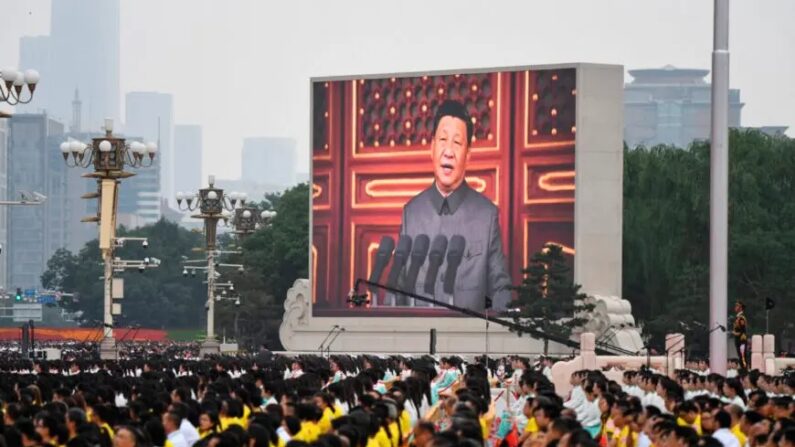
[
  {"xmin": 230, "ymin": 206, "xmax": 276, "ymax": 239},
  {"xmin": 176, "ymin": 176, "xmax": 245, "ymax": 356},
  {"xmin": 59, "ymin": 118, "xmax": 157, "ymax": 360},
  {"xmin": 0, "ymin": 68, "xmax": 40, "ymax": 106}
]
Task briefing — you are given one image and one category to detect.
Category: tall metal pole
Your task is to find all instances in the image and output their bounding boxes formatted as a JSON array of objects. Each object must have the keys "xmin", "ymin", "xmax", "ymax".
[
  {"xmin": 101, "ymin": 249, "xmax": 114, "ymax": 354},
  {"xmin": 709, "ymin": 0, "xmax": 730, "ymax": 375},
  {"xmin": 206, "ymin": 246, "xmax": 216, "ymax": 341},
  {"xmin": 200, "ymin": 215, "xmax": 220, "ymax": 357}
]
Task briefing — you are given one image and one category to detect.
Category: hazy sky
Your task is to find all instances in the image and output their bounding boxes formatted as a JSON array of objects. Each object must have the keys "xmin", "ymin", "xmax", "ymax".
[{"xmin": 2, "ymin": 0, "xmax": 794, "ymax": 180}]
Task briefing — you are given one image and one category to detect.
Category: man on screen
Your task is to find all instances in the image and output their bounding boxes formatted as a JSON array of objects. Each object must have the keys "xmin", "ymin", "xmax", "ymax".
[{"xmin": 398, "ymin": 99, "xmax": 512, "ymax": 311}]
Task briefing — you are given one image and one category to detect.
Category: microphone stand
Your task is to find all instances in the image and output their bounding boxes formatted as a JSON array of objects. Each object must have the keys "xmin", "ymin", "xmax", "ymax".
[
  {"xmin": 356, "ymin": 279, "xmax": 638, "ymax": 356},
  {"xmin": 318, "ymin": 326, "xmax": 340, "ymax": 355},
  {"xmin": 326, "ymin": 328, "xmax": 345, "ymax": 356},
  {"xmin": 128, "ymin": 325, "xmax": 142, "ymax": 343},
  {"xmin": 664, "ymin": 333, "xmax": 687, "ymax": 372},
  {"xmin": 485, "ymin": 309, "xmax": 490, "ymax": 363}
]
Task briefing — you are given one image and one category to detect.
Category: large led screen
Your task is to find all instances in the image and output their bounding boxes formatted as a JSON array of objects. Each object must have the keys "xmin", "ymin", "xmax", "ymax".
[{"xmin": 312, "ymin": 68, "xmax": 576, "ymax": 317}]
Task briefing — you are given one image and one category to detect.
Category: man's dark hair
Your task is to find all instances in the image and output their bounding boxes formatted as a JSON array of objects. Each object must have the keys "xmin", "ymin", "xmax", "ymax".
[
  {"xmin": 536, "ymin": 400, "xmax": 562, "ymax": 420},
  {"xmin": 743, "ymin": 410, "xmax": 764, "ymax": 425},
  {"xmin": 674, "ymin": 426, "xmax": 699, "ymax": 447},
  {"xmin": 432, "ymin": 100, "xmax": 473, "ymax": 145},
  {"xmin": 714, "ymin": 410, "xmax": 732, "ymax": 429},
  {"xmin": 66, "ymin": 407, "xmax": 87, "ymax": 426},
  {"xmin": 697, "ymin": 436, "xmax": 724, "ymax": 447},
  {"xmin": 566, "ymin": 428, "xmax": 598, "ymax": 447},
  {"xmin": 551, "ymin": 417, "xmax": 581, "ymax": 434},
  {"xmin": 284, "ymin": 416, "xmax": 302, "ymax": 436}
]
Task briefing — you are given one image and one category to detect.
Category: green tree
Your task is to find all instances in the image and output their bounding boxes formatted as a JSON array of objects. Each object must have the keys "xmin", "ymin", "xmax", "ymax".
[
  {"xmin": 215, "ymin": 183, "xmax": 309, "ymax": 349},
  {"xmin": 511, "ymin": 243, "xmax": 592, "ymax": 354},
  {"xmin": 41, "ymin": 248, "xmax": 78, "ymax": 291},
  {"xmin": 41, "ymin": 220, "xmax": 205, "ymax": 328},
  {"xmin": 623, "ymin": 130, "xmax": 795, "ymax": 352}
]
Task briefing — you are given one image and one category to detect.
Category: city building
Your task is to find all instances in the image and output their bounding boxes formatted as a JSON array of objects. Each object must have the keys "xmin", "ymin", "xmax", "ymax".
[
  {"xmin": 173, "ymin": 124, "xmax": 202, "ymax": 196},
  {"xmin": 624, "ymin": 65, "xmax": 744, "ymax": 149},
  {"xmin": 241, "ymin": 137, "xmax": 296, "ymax": 189},
  {"xmin": 121, "ymin": 92, "xmax": 175, "ymax": 225},
  {"xmin": 18, "ymin": 0, "xmax": 121, "ymax": 127},
  {"xmin": 215, "ymin": 178, "xmax": 281, "ymax": 205},
  {"xmin": 7, "ymin": 114, "xmax": 67, "ymax": 290}
]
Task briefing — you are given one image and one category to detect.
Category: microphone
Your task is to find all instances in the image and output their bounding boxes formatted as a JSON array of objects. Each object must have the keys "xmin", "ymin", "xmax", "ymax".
[
  {"xmin": 442, "ymin": 235, "xmax": 466, "ymax": 295},
  {"xmin": 404, "ymin": 234, "xmax": 430, "ymax": 293},
  {"xmin": 386, "ymin": 235, "xmax": 412, "ymax": 288},
  {"xmin": 368, "ymin": 236, "xmax": 395, "ymax": 296},
  {"xmin": 423, "ymin": 235, "xmax": 448, "ymax": 295}
]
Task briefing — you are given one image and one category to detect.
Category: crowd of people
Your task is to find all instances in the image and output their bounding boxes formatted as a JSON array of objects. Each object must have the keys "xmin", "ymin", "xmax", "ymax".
[{"xmin": 0, "ymin": 347, "xmax": 793, "ymax": 447}]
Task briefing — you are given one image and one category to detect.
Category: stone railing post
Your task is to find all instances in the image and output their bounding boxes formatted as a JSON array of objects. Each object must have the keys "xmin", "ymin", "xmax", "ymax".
[
  {"xmin": 582, "ymin": 332, "xmax": 597, "ymax": 370},
  {"xmin": 763, "ymin": 334, "xmax": 776, "ymax": 375},
  {"xmin": 750, "ymin": 335, "xmax": 764, "ymax": 372}
]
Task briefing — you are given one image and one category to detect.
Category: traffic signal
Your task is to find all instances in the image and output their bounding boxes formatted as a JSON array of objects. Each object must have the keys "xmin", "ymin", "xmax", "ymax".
[
  {"xmin": 15, "ymin": 288, "xmax": 22, "ymax": 302},
  {"xmin": 765, "ymin": 297, "xmax": 776, "ymax": 311}
]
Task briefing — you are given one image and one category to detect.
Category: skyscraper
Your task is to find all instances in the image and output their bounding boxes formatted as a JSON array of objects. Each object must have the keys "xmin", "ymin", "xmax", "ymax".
[
  {"xmin": 7, "ymin": 114, "xmax": 67, "ymax": 290},
  {"xmin": 241, "ymin": 137, "xmax": 296, "ymax": 189},
  {"xmin": 18, "ymin": 0, "xmax": 121, "ymax": 127},
  {"xmin": 173, "ymin": 125, "xmax": 203, "ymax": 197},
  {"xmin": 120, "ymin": 92, "xmax": 174, "ymax": 225}
]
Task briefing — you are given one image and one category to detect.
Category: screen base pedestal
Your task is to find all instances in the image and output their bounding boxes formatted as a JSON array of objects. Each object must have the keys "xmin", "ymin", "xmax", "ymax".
[{"xmin": 279, "ymin": 279, "xmax": 643, "ymax": 355}]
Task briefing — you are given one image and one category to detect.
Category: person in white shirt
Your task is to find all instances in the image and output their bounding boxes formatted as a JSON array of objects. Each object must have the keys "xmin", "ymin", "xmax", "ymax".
[
  {"xmin": 285, "ymin": 360, "xmax": 304, "ymax": 380},
  {"xmin": 163, "ymin": 411, "xmax": 189, "ymax": 447},
  {"xmin": 168, "ymin": 402, "xmax": 199, "ymax": 446},
  {"xmin": 576, "ymin": 382, "xmax": 602, "ymax": 437},
  {"xmin": 564, "ymin": 371, "xmax": 586, "ymax": 412},
  {"xmin": 711, "ymin": 410, "xmax": 740, "ymax": 447},
  {"xmin": 723, "ymin": 379, "xmax": 748, "ymax": 410},
  {"xmin": 539, "ymin": 357, "xmax": 553, "ymax": 381}
]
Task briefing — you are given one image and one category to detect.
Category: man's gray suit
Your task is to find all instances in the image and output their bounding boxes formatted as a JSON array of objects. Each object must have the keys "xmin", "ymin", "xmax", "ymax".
[{"xmin": 397, "ymin": 181, "xmax": 512, "ymax": 311}]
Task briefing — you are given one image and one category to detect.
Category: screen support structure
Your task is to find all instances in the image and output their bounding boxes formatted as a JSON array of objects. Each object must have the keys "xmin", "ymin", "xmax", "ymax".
[{"xmin": 355, "ymin": 279, "xmax": 636, "ymax": 356}]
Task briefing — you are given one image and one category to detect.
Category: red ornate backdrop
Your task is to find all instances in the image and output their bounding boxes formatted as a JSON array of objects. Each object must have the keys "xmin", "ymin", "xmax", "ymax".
[{"xmin": 312, "ymin": 68, "xmax": 576, "ymax": 316}]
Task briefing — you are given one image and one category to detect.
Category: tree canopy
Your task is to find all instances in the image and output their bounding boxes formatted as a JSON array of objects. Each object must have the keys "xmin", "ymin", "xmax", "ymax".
[{"xmin": 623, "ymin": 130, "xmax": 795, "ymax": 354}]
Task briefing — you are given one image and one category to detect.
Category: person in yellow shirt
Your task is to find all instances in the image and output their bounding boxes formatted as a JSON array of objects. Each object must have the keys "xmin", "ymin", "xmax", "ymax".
[
  {"xmin": 91, "ymin": 405, "xmax": 115, "ymax": 447},
  {"xmin": 609, "ymin": 403, "xmax": 638, "ymax": 447},
  {"xmin": 726, "ymin": 404, "xmax": 747, "ymax": 447},
  {"xmin": 291, "ymin": 403, "xmax": 322, "ymax": 443},
  {"xmin": 314, "ymin": 392, "xmax": 337, "ymax": 434},
  {"xmin": 219, "ymin": 398, "xmax": 246, "ymax": 431},
  {"xmin": 598, "ymin": 393, "xmax": 617, "ymax": 447},
  {"xmin": 676, "ymin": 401, "xmax": 702, "ymax": 435},
  {"xmin": 198, "ymin": 410, "xmax": 221, "ymax": 439}
]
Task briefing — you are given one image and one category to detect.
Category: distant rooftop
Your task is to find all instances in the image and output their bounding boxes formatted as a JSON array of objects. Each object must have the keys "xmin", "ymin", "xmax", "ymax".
[{"xmin": 627, "ymin": 65, "xmax": 710, "ymax": 85}]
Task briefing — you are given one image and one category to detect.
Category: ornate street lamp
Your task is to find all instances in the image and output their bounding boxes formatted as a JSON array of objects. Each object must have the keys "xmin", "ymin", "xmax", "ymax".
[
  {"xmin": 176, "ymin": 175, "xmax": 245, "ymax": 356},
  {"xmin": 59, "ymin": 118, "xmax": 157, "ymax": 360},
  {"xmin": 0, "ymin": 67, "xmax": 40, "ymax": 106},
  {"xmin": 230, "ymin": 207, "xmax": 276, "ymax": 239}
]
